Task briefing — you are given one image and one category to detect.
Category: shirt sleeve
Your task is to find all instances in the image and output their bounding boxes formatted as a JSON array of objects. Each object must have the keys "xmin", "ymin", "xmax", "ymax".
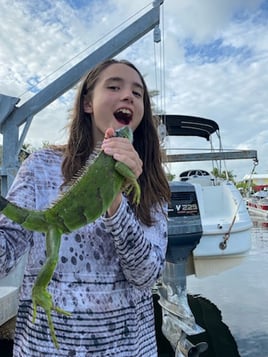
[
  {"xmin": 0, "ymin": 156, "xmax": 35, "ymax": 278},
  {"xmin": 102, "ymin": 196, "xmax": 168, "ymax": 288}
]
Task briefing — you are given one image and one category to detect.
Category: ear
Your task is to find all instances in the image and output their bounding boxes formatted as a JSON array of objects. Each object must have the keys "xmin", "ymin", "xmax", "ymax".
[{"xmin": 83, "ymin": 100, "xmax": 93, "ymax": 113}]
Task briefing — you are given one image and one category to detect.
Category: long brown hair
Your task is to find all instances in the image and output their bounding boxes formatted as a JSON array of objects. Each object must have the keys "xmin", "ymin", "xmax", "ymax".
[{"xmin": 62, "ymin": 59, "xmax": 170, "ymax": 226}]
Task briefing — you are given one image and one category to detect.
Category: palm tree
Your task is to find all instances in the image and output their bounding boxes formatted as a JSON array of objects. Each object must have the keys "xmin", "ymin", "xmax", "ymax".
[{"xmin": 211, "ymin": 168, "xmax": 236, "ymax": 182}]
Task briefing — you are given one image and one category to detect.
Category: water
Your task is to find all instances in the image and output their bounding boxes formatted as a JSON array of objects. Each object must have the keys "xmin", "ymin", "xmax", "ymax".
[{"xmin": 187, "ymin": 218, "xmax": 268, "ymax": 356}]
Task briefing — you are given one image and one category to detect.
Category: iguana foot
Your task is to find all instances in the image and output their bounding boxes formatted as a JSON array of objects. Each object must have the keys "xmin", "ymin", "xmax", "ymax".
[
  {"xmin": 125, "ymin": 180, "xmax": 141, "ymax": 204},
  {"xmin": 32, "ymin": 286, "xmax": 71, "ymax": 349},
  {"xmin": 115, "ymin": 161, "xmax": 141, "ymax": 204}
]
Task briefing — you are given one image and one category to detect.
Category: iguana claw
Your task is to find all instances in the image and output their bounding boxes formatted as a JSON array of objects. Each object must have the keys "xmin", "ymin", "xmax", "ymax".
[{"xmin": 32, "ymin": 286, "xmax": 71, "ymax": 349}]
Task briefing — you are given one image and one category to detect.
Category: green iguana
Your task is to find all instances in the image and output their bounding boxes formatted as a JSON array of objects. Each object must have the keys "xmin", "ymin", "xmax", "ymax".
[{"xmin": 0, "ymin": 126, "xmax": 140, "ymax": 349}]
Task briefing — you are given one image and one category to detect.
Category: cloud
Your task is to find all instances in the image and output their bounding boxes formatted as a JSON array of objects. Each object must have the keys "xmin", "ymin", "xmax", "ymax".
[{"xmin": 0, "ymin": 0, "xmax": 267, "ymax": 181}]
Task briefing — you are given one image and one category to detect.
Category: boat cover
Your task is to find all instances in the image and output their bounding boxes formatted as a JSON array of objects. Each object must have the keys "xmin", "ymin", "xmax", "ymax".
[{"xmin": 159, "ymin": 115, "xmax": 219, "ymax": 140}]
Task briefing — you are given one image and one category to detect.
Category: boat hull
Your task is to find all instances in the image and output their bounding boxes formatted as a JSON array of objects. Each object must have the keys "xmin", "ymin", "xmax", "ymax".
[
  {"xmin": 185, "ymin": 180, "xmax": 252, "ymax": 277},
  {"xmin": 190, "ymin": 226, "xmax": 251, "ymax": 277}
]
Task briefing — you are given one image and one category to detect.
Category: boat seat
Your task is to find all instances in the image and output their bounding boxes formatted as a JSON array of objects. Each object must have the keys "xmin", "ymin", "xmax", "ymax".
[{"xmin": 179, "ymin": 169, "xmax": 214, "ymax": 187}]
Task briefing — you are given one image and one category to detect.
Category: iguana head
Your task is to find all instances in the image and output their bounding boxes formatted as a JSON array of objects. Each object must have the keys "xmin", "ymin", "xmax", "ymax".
[{"xmin": 115, "ymin": 126, "xmax": 133, "ymax": 142}]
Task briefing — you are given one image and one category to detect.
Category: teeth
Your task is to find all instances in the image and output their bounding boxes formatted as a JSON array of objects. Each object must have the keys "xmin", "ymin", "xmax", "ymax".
[
  {"xmin": 114, "ymin": 108, "xmax": 132, "ymax": 124},
  {"xmin": 116, "ymin": 108, "xmax": 131, "ymax": 115}
]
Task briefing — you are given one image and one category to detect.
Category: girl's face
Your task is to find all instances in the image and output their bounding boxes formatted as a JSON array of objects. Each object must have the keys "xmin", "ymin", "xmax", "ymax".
[{"xmin": 84, "ymin": 63, "xmax": 145, "ymax": 142}]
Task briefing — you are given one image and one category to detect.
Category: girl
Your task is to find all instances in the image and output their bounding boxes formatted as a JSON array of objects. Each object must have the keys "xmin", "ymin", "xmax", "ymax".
[{"xmin": 0, "ymin": 59, "xmax": 170, "ymax": 356}]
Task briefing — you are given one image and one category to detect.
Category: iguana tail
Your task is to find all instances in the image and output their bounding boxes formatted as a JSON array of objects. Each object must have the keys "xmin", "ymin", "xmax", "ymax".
[{"xmin": 0, "ymin": 195, "xmax": 48, "ymax": 232}]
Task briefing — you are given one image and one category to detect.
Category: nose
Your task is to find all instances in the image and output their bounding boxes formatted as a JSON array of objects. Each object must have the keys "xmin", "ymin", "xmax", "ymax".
[{"xmin": 121, "ymin": 88, "xmax": 134, "ymax": 103}]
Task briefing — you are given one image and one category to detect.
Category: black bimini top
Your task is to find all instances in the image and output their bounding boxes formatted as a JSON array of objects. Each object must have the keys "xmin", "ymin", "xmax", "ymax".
[{"xmin": 159, "ymin": 114, "xmax": 219, "ymax": 141}]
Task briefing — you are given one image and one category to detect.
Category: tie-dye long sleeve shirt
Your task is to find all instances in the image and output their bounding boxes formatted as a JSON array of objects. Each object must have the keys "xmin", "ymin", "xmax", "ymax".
[{"xmin": 0, "ymin": 148, "xmax": 168, "ymax": 357}]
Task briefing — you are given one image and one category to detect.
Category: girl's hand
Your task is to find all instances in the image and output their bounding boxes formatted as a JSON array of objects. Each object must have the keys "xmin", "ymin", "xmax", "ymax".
[{"xmin": 101, "ymin": 134, "xmax": 143, "ymax": 216}]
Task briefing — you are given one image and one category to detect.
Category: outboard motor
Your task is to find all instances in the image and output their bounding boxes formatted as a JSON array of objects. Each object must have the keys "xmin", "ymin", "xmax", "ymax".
[
  {"xmin": 175, "ymin": 333, "xmax": 208, "ymax": 357},
  {"xmin": 156, "ymin": 181, "xmax": 208, "ymax": 356}
]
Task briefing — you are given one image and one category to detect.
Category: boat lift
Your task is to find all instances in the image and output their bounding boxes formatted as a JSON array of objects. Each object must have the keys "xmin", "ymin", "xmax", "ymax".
[{"xmin": 0, "ymin": 2, "xmax": 162, "ymax": 197}]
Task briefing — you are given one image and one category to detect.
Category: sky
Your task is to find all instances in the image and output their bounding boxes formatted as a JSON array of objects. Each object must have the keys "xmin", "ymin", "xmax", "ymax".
[{"xmin": 0, "ymin": 0, "xmax": 268, "ymax": 181}]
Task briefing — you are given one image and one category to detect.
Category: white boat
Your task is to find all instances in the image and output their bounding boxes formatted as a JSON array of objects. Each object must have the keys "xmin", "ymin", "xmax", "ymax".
[
  {"xmin": 161, "ymin": 114, "xmax": 256, "ymax": 277},
  {"xmin": 177, "ymin": 171, "xmax": 253, "ymax": 277},
  {"xmin": 246, "ymin": 190, "xmax": 268, "ymax": 219}
]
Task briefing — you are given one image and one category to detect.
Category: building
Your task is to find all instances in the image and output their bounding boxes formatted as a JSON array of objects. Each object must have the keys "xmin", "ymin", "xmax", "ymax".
[{"xmin": 242, "ymin": 173, "xmax": 268, "ymax": 191}]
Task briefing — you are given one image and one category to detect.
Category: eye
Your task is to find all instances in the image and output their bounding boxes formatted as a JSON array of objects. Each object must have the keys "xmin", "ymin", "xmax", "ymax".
[
  {"xmin": 108, "ymin": 85, "xmax": 120, "ymax": 91},
  {"xmin": 133, "ymin": 90, "xmax": 142, "ymax": 98}
]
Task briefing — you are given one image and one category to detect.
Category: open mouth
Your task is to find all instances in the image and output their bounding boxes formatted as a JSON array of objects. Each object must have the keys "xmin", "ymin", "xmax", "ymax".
[{"xmin": 114, "ymin": 108, "xmax": 132, "ymax": 125}]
